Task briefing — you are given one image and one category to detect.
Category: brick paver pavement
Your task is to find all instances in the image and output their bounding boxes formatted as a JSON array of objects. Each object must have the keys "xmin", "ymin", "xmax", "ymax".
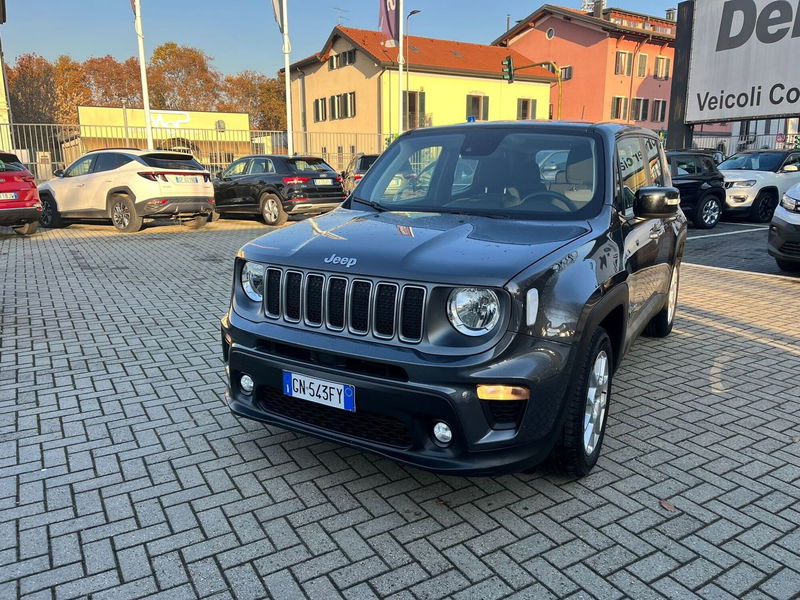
[{"xmin": 1, "ymin": 221, "xmax": 799, "ymax": 600}]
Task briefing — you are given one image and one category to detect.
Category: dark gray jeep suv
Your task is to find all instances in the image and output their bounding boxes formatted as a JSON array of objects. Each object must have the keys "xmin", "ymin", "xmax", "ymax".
[{"xmin": 221, "ymin": 122, "xmax": 686, "ymax": 476}]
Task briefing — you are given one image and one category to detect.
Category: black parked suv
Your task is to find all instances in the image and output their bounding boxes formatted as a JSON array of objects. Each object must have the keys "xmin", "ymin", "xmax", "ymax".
[
  {"xmin": 221, "ymin": 122, "xmax": 686, "ymax": 476},
  {"xmin": 666, "ymin": 150, "xmax": 726, "ymax": 228},
  {"xmin": 214, "ymin": 155, "xmax": 346, "ymax": 226},
  {"xmin": 341, "ymin": 153, "xmax": 379, "ymax": 195}
]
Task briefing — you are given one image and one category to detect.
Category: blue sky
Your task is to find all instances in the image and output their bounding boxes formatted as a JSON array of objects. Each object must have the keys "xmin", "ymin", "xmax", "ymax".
[{"xmin": 2, "ymin": 1, "xmax": 677, "ymax": 76}]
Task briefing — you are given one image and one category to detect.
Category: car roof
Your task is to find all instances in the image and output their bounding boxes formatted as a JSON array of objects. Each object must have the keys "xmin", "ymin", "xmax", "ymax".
[
  {"xmin": 240, "ymin": 154, "xmax": 328, "ymax": 160},
  {"xmin": 398, "ymin": 120, "xmax": 658, "ymax": 139},
  {"xmin": 85, "ymin": 148, "xmax": 197, "ymax": 157}
]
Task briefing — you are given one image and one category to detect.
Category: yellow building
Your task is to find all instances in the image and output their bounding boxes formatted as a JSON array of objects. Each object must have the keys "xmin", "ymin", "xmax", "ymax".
[
  {"xmin": 289, "ymin": 26, "xmax": 556, "ymax": 169},
  {"xmin": 63, "ymin": 106, "xmax": 255, "ymax": 168}
]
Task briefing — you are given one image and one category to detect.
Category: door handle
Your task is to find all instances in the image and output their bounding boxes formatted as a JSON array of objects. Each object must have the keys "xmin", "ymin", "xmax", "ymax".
[{"xmin": 75, "ymin": 183, "xmax": 85, "ymax": 187}]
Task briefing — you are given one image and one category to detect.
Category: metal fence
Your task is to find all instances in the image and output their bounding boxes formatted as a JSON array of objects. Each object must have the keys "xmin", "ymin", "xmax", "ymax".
[
  {"xmin": 0, "ymin": 123, "xmax": 387, "ymax": 182},
  {"xmin": 692, "ymin": 132, "xmax": 800, "ymax": 157}
]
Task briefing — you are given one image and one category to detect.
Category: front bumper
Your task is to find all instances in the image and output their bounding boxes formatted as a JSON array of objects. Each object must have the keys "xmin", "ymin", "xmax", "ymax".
[
  {"xmin": 220, "ymin": 309, "xmax": 577, "ymax": 475},
  {"xmin": 723, "ymin": 187, "xmax": 757, "ymax": 212},
  {"xmin": 768, "ymin": 206, "xmax": 800, "ymax": 263},
  {"xmin": 0, "ymin": 206, "xmax": 41, "ymax": 227},
  {"xmin": 138, "ymin": 196, "xmax": 215, "ymax": 218},
  {"xmin": 286, "ymin": 201, "xmax": 343, "ymax": 216}
]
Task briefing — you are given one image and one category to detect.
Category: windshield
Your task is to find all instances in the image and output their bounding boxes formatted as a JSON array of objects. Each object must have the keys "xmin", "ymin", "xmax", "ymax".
[
  {"xmin": 719, "ymin": 152, "xmax": 784, "ymax": 172},
  {"xmin": 286, "ymin": 158, "xmax": 335, "ymax": 173},
  {"xmin": 354, "ymin": 129, "xmax": 603, "ymax": 220},
  {"xmin": 358, "ymin": 155, "xmax": 378, "ymax": 171},
  {"xmin": 0, "ymin": 160, "xmax": 26, "ymax": 172}
]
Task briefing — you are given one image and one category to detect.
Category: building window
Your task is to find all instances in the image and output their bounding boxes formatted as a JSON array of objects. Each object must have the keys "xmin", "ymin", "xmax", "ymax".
[
  {"xmin": 546, "ymin": 27, "xmax": 556, "ymax": 39},
  {"xmin": 517, "ymin": 98, "xmax": 537, "ymax": 120},
  {"xmin": 328, "ymin": 92, "xmax": 356, "ymax": 120},
  {"xmin": 615, "ymin": 51, "xmax": 632, "ymax": 76},
  {"xmin": 611, "ymin": 96, "xmax": 629, "ymax": 120},
  {"xmin": 652, "ymin": 99, "xmax": 667, "ymax": 122},
  {"xmin": 631, "ymin": 98, "xmax": 650, "ymax": 122},
  {"xmin": 637, "ymin": 54, "xmax": 648, "ymax": 77},
  {"xmin": 403, "ymin": 91, "xmax": 426, "ymax": 129},
  {"xmin": 654, "ymin": 56, "xmax": 671, "ymax": 80},
  {"xmin": 560, "ymin": 65, "xmax": 573, "ymax": 80},
  {"xmin": 328, "ymin": 49, "xmax": 356, "ymax": 70},
  {"xmin": 313, "ymin": 98, "xmax": 327, "ymax": 122},
  {"xmin": 466, "ymin": 94, "xmax": 489, "ymax": 121}
]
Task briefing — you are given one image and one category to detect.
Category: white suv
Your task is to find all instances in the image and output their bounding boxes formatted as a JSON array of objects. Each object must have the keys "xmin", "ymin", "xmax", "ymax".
[
  {"xmin": 718, "ymin": 149, "xmax": 800, "ymax": 223},
  {"xmin": 38, "ymin": 149, "xmax": 215, "ymax": 233}
]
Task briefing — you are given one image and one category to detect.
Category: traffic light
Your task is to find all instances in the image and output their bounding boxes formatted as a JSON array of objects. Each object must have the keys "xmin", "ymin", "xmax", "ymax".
[{"xmin": 502, "ymin": 55, "xmax": 514, "ymax": 84}]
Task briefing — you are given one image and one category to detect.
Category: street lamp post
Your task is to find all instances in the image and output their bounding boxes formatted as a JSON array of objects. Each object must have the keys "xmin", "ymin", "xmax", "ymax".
[{"xmin": 405, "ymin": 9, "xmax": 421, "ymax": 131}]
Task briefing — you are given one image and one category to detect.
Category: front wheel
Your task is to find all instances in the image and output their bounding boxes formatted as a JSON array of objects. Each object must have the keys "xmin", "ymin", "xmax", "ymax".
[
  {"xmin": 693, "ymin": 194, "xmax": 722, "ymax": 229},
  {"xmin": 644, "ymin": 264, "xmax": 680, "ymax": 338},
  {"xmin": 750, "ymin": 190, "xmax": 778, "ymax": 223},
  {"xmin": 110, "ymin": 195, "xmax": 143, "ymax": 233},
  {"xmin": 776, "ymin": 258, "xmax": 800, "ymax": 272},
  {"xmin": 550, "ymin": 328, "xmax": 613, "ymax": 477},
  {"xmin": 13, "ymin": 222, "xmax": 38, "ymax": 236},
  {"xmin": 260, "ymin": 194, "xmax": 288, "ymax": 227}
]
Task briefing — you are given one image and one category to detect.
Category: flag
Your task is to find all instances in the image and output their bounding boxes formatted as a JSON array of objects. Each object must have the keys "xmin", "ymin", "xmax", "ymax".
[
  {"xmin": 379, "ymin": 0, "xmax": 399, "ymax": 48},
  {"xmin": 272, "ymin": 0, "xmax": 284, "ymax": 33}
]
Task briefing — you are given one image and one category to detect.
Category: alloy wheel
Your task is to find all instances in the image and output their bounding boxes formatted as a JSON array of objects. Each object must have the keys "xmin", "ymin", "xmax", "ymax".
[
  {"xmin": 264, "ymin": 198, "xmax": 279, "ymax": 223},
  {"xmin": 112, "ymin": 201, "xmax": 130, "ymax": 229},
  {"xmin": 41, "ymin": 199, "xmax": 54, "ymax": 227},
  {"xmin": 758, "ymin": 196, "xmax": 776, "ymax": 222},
  {"xmin": 583, "ymin": 350, "xmax": 609, "ymax": 455},
  {"xmin": 702, "ymin": 199, "xmax": 721, "ymax": 226}
]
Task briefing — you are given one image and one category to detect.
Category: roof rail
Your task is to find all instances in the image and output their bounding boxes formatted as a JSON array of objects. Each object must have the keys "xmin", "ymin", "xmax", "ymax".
[{"xmin": 86, "ymin": 147, "xmax": 142, "ymax": 153}]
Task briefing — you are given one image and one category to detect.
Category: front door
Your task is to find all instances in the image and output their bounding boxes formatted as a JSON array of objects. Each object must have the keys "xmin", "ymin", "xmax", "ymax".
[{"xmin": 54, "ymin": 154, "xmax": 97, "ymax": 214}]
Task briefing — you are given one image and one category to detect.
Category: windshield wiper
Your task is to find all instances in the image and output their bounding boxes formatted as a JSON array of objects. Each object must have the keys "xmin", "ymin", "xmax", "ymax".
[{"xmin": 350, "ymin": 197, "xmax": 388, "ymax": 212}]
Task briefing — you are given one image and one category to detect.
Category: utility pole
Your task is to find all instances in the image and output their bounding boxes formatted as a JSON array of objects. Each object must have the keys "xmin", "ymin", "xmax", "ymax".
[
  {"xmin": 133, "ymin": 0, "xmax": 154, "ymax": 150},
  {"xmin": 397, "ymin": 0, "xmax": 405, "ymax": 136},
  {"xmin": 281, "ymin": 0, "xmax": 294, "ymax": 155}
]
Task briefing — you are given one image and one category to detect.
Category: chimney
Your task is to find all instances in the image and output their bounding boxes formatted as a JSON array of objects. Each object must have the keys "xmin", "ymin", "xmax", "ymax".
[
  {"xmin": 665, "ymin": 7, "xmax": 677, "ymax": 21},
  {"xmin": 593, "ymin": 0, "xmax": 603, "ymax": 18}
]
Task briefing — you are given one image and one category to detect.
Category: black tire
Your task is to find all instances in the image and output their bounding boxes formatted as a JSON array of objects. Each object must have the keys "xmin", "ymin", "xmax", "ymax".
[
  {"xmin": 644, "ymin": 263, "xmax": 680, "ymax": 338},
  {"xmin": 184, "ymin": 215, "xmax": 208, "ymax": 229},
  {"xmin": 693, "ymin": 194, "xmax": 722, "ymax": 229},
  {"xmin": 776, "ymin": 258, "xmax": 800, "ymax": 272},
  {"xmin": 39, "ymin": 195, "xmax": 65, "ymax": 228},
  {"xmin": 109, "ymin": 195, "xmax": 143, "ymax": 233},
  {"xmin": 12, "ymin": 221, "xmax": 38, "ymax": 236},
  {"xmin": 209, "ymin": 211, "xmax": 221, "ymax": 222},
  {"xmin": 550, "ymin": 328, "xmax": 613, "ymax": 477},
  {"xmin": 260, "ymin": 193, "xmax": 288, "ymax": 227},
  {"xmin": 750, "ymin": 190, "xmax": 778, "ymax": 223}
]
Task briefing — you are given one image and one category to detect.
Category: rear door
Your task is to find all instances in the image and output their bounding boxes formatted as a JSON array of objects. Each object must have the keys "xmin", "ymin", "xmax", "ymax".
[
  {"xmin": 241, "ymin": 157, "xmax": 277, "ymax": 210},
  {"xmin": 670, "ymin": 154, "xmax": 703, "ymax": 209},
  {"xmin": 215, "ymin": 158, "xmax": 249, "ymax": 211}
]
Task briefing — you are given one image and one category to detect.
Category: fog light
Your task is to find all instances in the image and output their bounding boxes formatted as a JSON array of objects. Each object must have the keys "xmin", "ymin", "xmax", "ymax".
[
  {"xmin": 432, "ymin": 421, "xmax": 452, "ymax": 445},
  {"xmin": 240, "ymin": 374, "xmax": 254, "ymax": 394},
  {"xmin": 476, "ymin": 384, "xmax": 530, "ymax": 401}
]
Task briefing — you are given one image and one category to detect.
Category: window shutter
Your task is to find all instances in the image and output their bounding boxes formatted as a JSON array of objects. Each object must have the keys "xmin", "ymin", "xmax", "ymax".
[
  {"xmin": 418, "ymin": 92, "xmax": 426, "ymax": 127},
  {"xmin": 403, "ymin": 91, "xmax": 408, "ymax": 129},
  {"xmin": 466, "ymin": 95, "xmax": 471, "ymax": 119},
  {"xmin": 531, "ymin": 99, "xmax": 537, "ymax": 119},
  {"xmin": 642, "ymin": 99, "xmax": 649, "ymax": 121},
  {"xmin": 622, "ymin": 97, "xmax": 629, "ymax": 120},
  {"xmin": 626, "ymin": 54, "xmax": 632, "ymax": 76},
  {"xmin": 517, "ymin": 99, "xmax": 524, "ymax": 120},
  {"xmin": 350, "ymin": 92, "xmax": 356, "ymax": 118},
  {"xmin": 329, "ymin": 96, "xmax": 335, "ymax": 120},
  {"xmin": 665, "ymin": 58, "xmax": 671, "ymax": 80},
  {"xmin": 482, "ymin": 96, "xmax": 489, "ymax": 121}
]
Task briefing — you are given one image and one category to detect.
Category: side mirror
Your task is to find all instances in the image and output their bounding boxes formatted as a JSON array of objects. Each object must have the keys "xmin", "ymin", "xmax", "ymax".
[
  {"xmin": 53, "ymin": 169, "xmax": 64, "ymax": 177},
  {"xmin": 215, "ymin": 171, "xmax": 224, "ymax": 179},
  {"xmin": 782, "ymin": 164, "xmax": 799, "ymax": 173},
  {"xmin": 633, "ymin": 186, "xmax": 680, "ymax": 219}
]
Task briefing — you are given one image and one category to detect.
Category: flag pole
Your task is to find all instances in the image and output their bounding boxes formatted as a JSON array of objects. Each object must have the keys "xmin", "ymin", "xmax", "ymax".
[
  {"xmin": 134, "ymin": 0, "xmax": 154, "ymax": 150},
  {"xmin": 397, "ymin": 0, "xmax": 405, "ymax": 136},
  {"xmin": 281, "ymin": 0, "xmax": 294, "ymax": 155}
]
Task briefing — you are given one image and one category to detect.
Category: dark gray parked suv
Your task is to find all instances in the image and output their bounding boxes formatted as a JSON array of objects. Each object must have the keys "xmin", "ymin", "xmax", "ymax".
[{"xmin": 221, "ymin": 122, "xmax": 687, "ymax": 476}]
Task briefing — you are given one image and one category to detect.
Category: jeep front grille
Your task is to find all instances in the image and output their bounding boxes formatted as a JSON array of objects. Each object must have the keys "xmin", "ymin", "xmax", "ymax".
[{"xmin": 264, "ymin": 267, "xmax": 427, "ymax": 343}]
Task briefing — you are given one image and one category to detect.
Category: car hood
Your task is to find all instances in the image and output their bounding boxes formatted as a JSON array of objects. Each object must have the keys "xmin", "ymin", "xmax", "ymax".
[
  {"xmin": 719, "ymin": 169, "xmax": 774, "ymax": 182},
  {"xmin": 241, "ymin": 208, "xmax": 591, "ymax": 286}
]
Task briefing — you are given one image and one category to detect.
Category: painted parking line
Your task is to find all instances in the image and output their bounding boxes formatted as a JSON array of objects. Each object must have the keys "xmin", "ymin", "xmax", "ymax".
[
  {"xmin": 684, "ymin": 262, "xmax": 800, "ymax": 282},
  {"xmin": 688, "ymin": 227, "xmax": 768, "ymax": 240}
]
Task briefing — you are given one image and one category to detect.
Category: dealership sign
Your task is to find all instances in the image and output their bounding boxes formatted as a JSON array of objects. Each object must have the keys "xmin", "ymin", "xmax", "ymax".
[{"xmin": 686, "ymin": 0, "xmax": 800, "ymax": 123}]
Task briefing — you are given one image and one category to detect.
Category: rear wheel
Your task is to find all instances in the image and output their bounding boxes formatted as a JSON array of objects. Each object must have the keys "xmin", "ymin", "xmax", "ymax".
[
  {"xmin": 39, "ymin": 196, "xmax": 65, "ymax": 228},
  {"xmin": 644, "ymin": 263, "xmax": 680, "ymax": 337},
  {"xmin": 693, "ymin": 194, "xmax": 722, "ymax": 229},
  {"xmin": 110, "ymin": 195, "xmax": 143, "ymax": 233},
  {"xmin": 775, "ymin": 258, "xmax": 800, "ymax": 272},
  {"xmin": 184, "ymin": 215, "xmax": 208, "ymax": 229},
  {"xmin": 260, "ymin": 194, "xmax": 288, "ymax": 227},
  {"xmin": 550, "ymin": 328, "xmax": 613, "ymax": 477},
  {"xmin": 750, "ymin": 190, "xmax": 778, "ymax": 223},
  {"xmin": 12, "ymin": 222, "xmax": 38, "ymax": 236}
]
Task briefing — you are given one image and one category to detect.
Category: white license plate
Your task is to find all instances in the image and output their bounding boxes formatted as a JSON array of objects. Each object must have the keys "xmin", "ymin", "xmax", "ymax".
[
  {"xmin": 0, "ymin": 192, "xmax": 18, "ymax": 199},
  {"xmin": 315, "ymin": 178, "xmax": 334, "ymax": 186},
  {"xmin": 283, "ymin": 371, "xmax": 355, "ymax": 412},
  {"xmin": 174, "ymin": 175, "xmax": 200, "ymax": 184}
]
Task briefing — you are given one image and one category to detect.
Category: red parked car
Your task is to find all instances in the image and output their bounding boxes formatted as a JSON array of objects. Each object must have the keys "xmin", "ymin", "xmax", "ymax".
[{"xmin": 0, "ymin": 152, "xmax": 40, "ymax": 236}]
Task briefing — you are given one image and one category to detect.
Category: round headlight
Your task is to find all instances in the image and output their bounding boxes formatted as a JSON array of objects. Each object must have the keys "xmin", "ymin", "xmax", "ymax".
[
  {"xmin": 241, "ymin": 261, "xmax": 265, "ymax": 302},
  {"xmin": 447, "ymin": 288, "xmax": 500, "ymax": 336}
]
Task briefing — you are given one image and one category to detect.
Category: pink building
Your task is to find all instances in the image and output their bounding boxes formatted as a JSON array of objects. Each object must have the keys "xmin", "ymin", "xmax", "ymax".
[{"xmin": 493, "ymin": 3, "xmax": 730, "ymax": 141}]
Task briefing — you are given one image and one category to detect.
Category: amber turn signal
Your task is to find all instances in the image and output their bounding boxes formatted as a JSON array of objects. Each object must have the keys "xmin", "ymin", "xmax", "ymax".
[{"xmin": 476, "ymin": 384, "xmax": 530, "ymax": 401}]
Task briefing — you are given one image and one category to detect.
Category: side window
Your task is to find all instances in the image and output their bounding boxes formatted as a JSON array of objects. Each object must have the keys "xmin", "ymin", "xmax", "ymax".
[
  {"xmin": 452, "ymin": 157, "xmax": 478, "ymax": 191},
  {"xmin": 94, "ymin": 153, "xmax": 131, "ymax": 173},
  {"xmin": 64, "ymin": 155, "xmax": 95, "ymax": 177},
  {"xmin": 701, "ymin": 158, "xmax": 717, "ymax": 173},
  {"xmin": 645, "ymin": 137, "xmax": 666, "ymax": 186},
  {"xmin": 617, "ymin": 137, "xmax": 647, "ymax": 211},
  {"xmin": 224, "ymin": 159, "xmax": 248, "ymax": 177},
  {"xmin": 782, "ymin": 153, "xmax": 800, "ymax": 170},
  {"xmin": 673, "ymin": 156, "xmax": 701, "ymax": 176},
  {"xmin": 248, "ymin": 158, "xmax": 274, "ymax": 175}
]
